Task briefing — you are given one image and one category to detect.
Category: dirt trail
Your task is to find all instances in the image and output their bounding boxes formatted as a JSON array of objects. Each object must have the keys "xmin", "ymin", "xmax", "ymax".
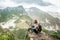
[{"xmin": 28, "ymin": 32, "xmax": 59, "ymax": 40}]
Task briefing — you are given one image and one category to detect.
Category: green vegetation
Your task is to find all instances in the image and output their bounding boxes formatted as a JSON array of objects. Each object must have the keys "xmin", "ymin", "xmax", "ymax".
[
  {"xmin": 0, "ymin": 26, "xmax": 15, "ymax": 40},
  {"xmin": 0, "ymin": 6, "xmax": 26, "ymax": 22},
  {"xmin": 15, "ymin": 15, "xmax": 32, "ymax": 23},
  {"xmin": 0, "ymin": 25, "xmax": 28, "ymax": 40},
  {"xmin": 42, "ymin": 29, "xmax": 60, "ymax": 39},
  {"xmin": 13, "ymin": 29, "xmax": 27, "ymax": 40},
  {"xmin": 0, "ymin": 32, "xmax": 15, "ymax": 40}
]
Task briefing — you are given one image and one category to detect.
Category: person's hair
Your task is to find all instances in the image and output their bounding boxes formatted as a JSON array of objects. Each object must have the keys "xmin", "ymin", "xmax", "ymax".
[{"xmin": 34, "ymin": 20, "xmax": 38, "ymax": 24}]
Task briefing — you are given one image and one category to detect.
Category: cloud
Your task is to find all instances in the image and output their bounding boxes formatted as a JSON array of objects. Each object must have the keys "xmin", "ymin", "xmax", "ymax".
[
  {"xmin": 12, "ymin": 0, "xmax": 52, "ymax": 6},
  {"xmin": 19, "ymin": 3, "xmax": 58, "ymax": 12},
  {"xmin": 43, "ymin": 0, "xmax": 60, "ymax": 8},
  {"xmin": 0, "ymin": 0, "xmax": 52, "ymax": 8},
  {"xmin": 0, "ymin": 0, "xmax": 60, "ymax": 13},
  {"xmin": 0, "ymin": 0, "xmax": 19, "ymax": 8},
  {"xmin": 43, "ymin": 0, "xmax": 60, "ymax": 12}
]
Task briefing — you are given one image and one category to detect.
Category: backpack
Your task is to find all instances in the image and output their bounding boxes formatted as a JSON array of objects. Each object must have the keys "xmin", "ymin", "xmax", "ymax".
[{"xmin": 38, "ymin": 24, "xmax": 42, "ymax": 32}]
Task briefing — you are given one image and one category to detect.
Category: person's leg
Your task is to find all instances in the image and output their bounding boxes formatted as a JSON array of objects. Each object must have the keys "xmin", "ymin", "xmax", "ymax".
[
  {"xmin": 28, "ymin": 28, "xmax": 33, "ymax": 33},
  {"xmin": 38, "ymin": 28, "xmax": 42, "ymax": 33},
  {"xmin": 33, "ymin": 29, "xmax": 38, "ymax": 34}
]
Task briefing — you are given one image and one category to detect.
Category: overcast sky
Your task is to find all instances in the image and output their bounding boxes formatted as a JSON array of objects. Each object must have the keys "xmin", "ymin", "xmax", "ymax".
[{"xmin": 0, "ymin": 0, "xmax": 60, "ymax": 13}]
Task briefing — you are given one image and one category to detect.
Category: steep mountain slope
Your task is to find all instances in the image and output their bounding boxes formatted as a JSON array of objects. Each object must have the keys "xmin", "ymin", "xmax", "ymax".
[
  {"xmin": 0, "ymin": 6, "xmax": 32, "ymax": 29},
  {"xmin": 26, "ymin": 7, "xmax": 60, "ymax": 32},
  {"xmin": 48, "ymin": 12, "xmax": 60, "ymax": 19},
  {"xmin": 0, "ymin": 6, "xmax": 27, "ymax": 22}
]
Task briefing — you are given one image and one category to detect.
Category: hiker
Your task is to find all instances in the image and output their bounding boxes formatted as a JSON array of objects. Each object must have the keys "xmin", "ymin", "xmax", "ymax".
[{"xmin": 28, "ymin": 20, "xmax": 42, "ymax": 34}]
